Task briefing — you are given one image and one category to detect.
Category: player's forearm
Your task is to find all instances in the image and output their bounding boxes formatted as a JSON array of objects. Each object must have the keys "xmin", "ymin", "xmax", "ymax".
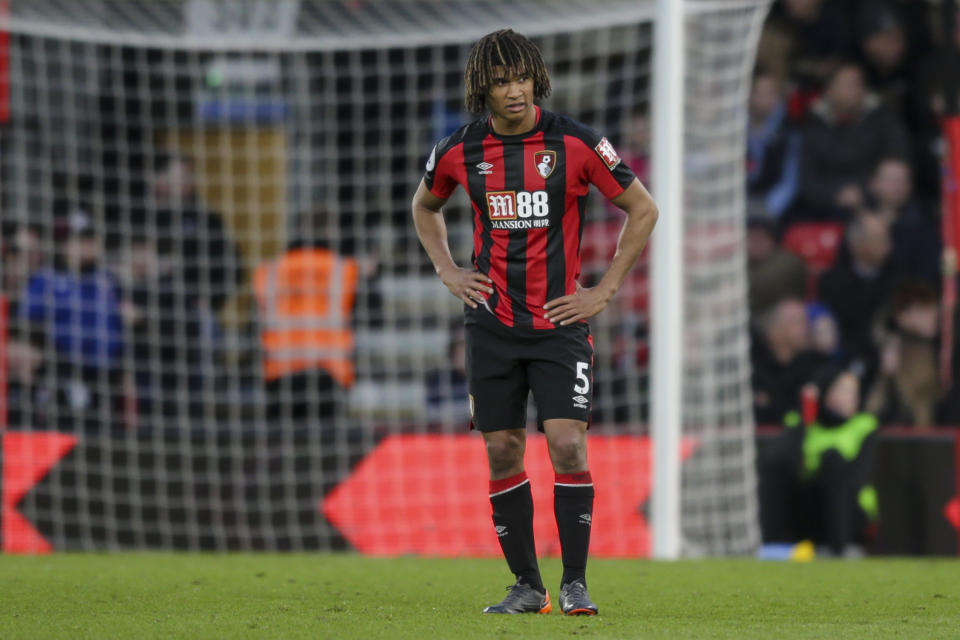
[
  {"xmin": 596, "ymin": 198, "xmax": 658, "ymax": 298},
  {"xmin": 412, "ymin": 204, "xmax": 459, "ymax": 276}
]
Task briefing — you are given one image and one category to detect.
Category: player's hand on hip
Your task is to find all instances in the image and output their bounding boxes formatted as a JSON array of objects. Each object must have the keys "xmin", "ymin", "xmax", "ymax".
[
  {"xmin": 439, "ymin": 266, "xmax": 494, "ymax": 309},
  {"xmin": 544, "ymin": 283, "xmax": 612, "ymax": 325}
]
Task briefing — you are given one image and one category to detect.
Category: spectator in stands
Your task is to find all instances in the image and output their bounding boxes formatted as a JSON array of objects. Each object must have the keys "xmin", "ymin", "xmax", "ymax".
[
  {"xmin": 866, "ymin": 157, "xmax": 940, "ymax": 288},
  {"xmin": 4, "ymin": 323, "xmax": 47, "ymax": 429},
  {"xmin": 856, "ymin": 4, "xmax": 912, "ymax": 120},
  {"xmin": 751, "ymin": 297, "xmax": 827, "ymax": 424},
  {"xmin": 253, "ymin": 208, "xmax": 360, "ymax": 423},
  {"xmin": 759, "ymin": 364, "xmax": 878, "ymax": 557},
  {"xmin": 806, "ymin": 301, "xmax": 842, "ymax": 363},
  {"xmin": 817, "ymin": 214, "xmax": 893, "ymax": 381},
  {"xmin": 747, "ymin": 71, "xmax": 801, "ymax": 220},
  {"xmin": 911, "ymin": 5, "xmax": 960, "ymax": 198},
  {"xmin": 150, "ymin": 151, "xmax": 245, "ymax": 315},
  {"xmin": 143, "ymin": 151, "xmax": 246, "ymax": 422},
  {"xmin": 2, "ymin": 222, "xmax": 44, "ymax": 317},
  {"xmin": 3, "ymin": 222, "xmax": 51, "ymax": 429},
  {"xmin": 114, "ymin": 233, "xmax": 162, "ymax": 420},
  {"xmin": 747, "ymin": 216, "xmax": 807, "ymax": 317},
  {"xmin": 866, "ymin": 281, "xmax": 941, "ymax": 427},
  {"xmin": 757, "ymin": 0, "xmax": 853, "ymax": 89},
  {"xmin": 424, "ymin": 322, "xmax": 470, "ymax": 428},
  {"xmin": 798, "ymin": 62, "xmax": 910, "ymax": 220},
  {"xmin": 21, "ymin": 209, "xmax": 127, "ymax": 431}
]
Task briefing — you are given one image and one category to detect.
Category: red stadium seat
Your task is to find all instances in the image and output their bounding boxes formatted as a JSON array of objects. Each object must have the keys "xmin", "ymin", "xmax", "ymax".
[
  {"xmin": 781, "ymin": 222, "xmax": 845, "ymax": 299},
  {"xmin": 782, "ymin": 222, "xmax": 845, "ymax": 272}
]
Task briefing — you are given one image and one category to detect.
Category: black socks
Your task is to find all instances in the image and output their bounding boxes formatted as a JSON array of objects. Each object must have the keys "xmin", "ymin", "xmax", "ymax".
[
  {"xmin": 489, "ymin": 470, "xmax": 595, "ymax": 591},
  {"xmin": 489, "ymin": 471, "xmax": 544, "ymax": 593},
  {"xmin": 554, "ymin": 471, "xmax": 594, "ymax": 587}
]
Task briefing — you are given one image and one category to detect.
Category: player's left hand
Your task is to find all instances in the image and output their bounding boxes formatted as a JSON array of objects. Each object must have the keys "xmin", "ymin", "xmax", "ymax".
[{"xmin": 543, "ymin": 283, "xmax": 613, "ymax": 326}]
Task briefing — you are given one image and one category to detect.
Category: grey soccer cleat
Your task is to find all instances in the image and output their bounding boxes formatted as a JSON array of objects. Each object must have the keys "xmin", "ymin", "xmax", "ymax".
[
  {"xmin": 558, "ymin": 579, "xmax": 598, "ymax": 616},
  {"xmin": 482, "ymin": 581, "xmax": 552, "ymax": 614}
]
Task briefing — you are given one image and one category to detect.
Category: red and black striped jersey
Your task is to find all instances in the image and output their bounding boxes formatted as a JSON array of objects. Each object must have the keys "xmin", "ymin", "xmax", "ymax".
[{"xmin": 423, "ymin": 106, "xmax": 637, "ymax": 330}]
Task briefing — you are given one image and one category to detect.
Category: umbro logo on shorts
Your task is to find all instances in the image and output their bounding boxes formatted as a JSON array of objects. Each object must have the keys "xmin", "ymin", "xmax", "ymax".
[
  {"xmin": 495, "ymin": 525, "xmax": 508, "ymax": 537},
  {"xmin": 572, "ymin": 395, "xmax": 588, "ymax": 408},
  {"xmin": 579, "ymin": 513, "xmax": 592, "ymax": 526}
]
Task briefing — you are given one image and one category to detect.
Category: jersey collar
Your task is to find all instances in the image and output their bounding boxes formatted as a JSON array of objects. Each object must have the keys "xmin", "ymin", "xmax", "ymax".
[{"xmin": 487, "ymin": 105, "xmax": 543, "ymax": 140}]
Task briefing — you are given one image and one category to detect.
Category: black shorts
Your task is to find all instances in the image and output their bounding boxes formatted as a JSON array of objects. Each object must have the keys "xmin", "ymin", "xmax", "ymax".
[{"xmin": 464, "ymin": 315, "xmax": 594, "ymax": 432}]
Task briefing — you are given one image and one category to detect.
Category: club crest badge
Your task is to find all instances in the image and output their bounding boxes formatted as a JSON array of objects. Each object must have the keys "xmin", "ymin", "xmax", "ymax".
[{"xmin": 534, "ymin": 150, "xmax": 556, "ymax": 179}]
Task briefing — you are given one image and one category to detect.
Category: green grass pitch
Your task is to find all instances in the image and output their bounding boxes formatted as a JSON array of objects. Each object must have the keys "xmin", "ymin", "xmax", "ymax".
[{"xmin": 1, "ymin": 554, "xmax": 958, "ymax": 639}]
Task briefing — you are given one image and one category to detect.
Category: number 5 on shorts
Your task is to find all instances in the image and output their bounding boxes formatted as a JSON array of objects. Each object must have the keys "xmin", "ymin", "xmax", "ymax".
[{"xmin": 574, "ymin": 361, "xmax": 590, "ymax": 394}]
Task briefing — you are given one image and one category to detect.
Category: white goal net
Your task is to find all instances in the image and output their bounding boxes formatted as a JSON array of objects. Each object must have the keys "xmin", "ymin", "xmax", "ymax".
[{"xmin": 1, "ymin": 0, "xmax": 767, "ymax": 555}]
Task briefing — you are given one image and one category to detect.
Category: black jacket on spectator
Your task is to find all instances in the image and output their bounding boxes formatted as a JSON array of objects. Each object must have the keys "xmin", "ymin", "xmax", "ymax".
[
  {"xmin": 751, "ymin": 330, "xmax": 827, "ymax": 425},
  {"xmin": 911, "ymin": 52, "xmax": 956, "ymax": 197},
  {"xmin": 887, "ymin": 201, "xmax": 941, "ymax": 289},
  {"xmin": 152, "ymin": 205, "xmax": 245, "ymax": 313},
  {"xmin": 799, "ymin": 95, "xmax": 909, "ymax": 217},
  {"xmin": 131, "ymin": 204, "xmax": 245, "ymax": 421},
  {"xmin": 817, "ymin": 255, "xmax": 893, "ymax": 374},
  {"xmin": 760, "ymin": 3, "xmax": 854, "ymax": 87}
]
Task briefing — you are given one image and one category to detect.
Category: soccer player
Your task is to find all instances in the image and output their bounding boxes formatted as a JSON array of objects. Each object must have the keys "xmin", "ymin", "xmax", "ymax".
[{"xmin": 411, "ymin": 29, "xmax": 658, "ymax": 615}]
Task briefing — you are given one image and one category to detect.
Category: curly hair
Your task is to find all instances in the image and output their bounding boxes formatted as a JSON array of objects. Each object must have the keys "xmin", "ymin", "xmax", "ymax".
[{"xmin": 463, "ymin": 29, "xmax": 551, "ymax": 113}]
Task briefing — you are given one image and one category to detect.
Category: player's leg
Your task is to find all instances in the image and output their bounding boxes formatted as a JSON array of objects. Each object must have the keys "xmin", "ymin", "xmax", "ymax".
[
  {"xmin": 543, "ymin": 419, "xmax": 593, "ymax": 583},
  {"xmin": 542, "ymin": 419, "xmax": 597, "ymax": 615},
  {"xmin": 466, "ymin": 322, "xmax": 548, "ymax": 613},
  {"xmin": 483, "ymin": 428, "xmax": 526, "ymax": 478},
  {"xmin": 483, "ymin": 428, "xmax": 548, "ymax": 606},
  {"xmin": 528, "ymin": 325, "xmax": 598, "ymax": 615}
]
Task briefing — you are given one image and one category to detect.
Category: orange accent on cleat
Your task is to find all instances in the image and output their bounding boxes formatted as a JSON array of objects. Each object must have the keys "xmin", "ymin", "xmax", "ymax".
[
  {"xmin": 482, "ymin": 583, "xmax": 552, "ymax": 614},
  {"xmin": 558, "ymin": 579, "xmax": 598, "ymax": 615},
  {"xmin": 538, "ymin": 592, "xmax": 552, "ymax": 614}
]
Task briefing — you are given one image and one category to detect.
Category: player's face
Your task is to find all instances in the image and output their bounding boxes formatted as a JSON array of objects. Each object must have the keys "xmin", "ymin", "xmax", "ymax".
[{"xmin": 486, "ymin": 67, "xmax": 536, "ymax": 133}]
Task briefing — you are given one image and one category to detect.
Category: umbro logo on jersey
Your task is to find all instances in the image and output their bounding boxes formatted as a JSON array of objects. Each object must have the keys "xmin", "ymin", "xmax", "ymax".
[
  {"xmin": 579, "ymin": 514, "xmax": 592, "ymax": 526},
  {"xmin": 495, "ymin": 525, "xmax": 508, "ymax": 537},
  {"xmin": 476, "ymin": 161, "xmax": 494, "ymax": 175},
  {"xmin": 573, "ymin": 395, "xmax": 588, "ymax": 408}
]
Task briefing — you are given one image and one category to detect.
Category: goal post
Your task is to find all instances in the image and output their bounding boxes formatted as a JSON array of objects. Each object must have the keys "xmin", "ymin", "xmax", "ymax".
[
  {"xmin": 650, "ymin": 0, "xmax": 685, "ymax": 561},
  {"xmin": 0, "ymin": 0, "xmax": 769, "ymax": 557},
  {"xmin": 652, "ymin": 0, "xmax": 771, "ymax": 559}
]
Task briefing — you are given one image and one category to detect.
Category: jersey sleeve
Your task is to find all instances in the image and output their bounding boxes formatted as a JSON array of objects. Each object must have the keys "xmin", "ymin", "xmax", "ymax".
[
  {"xmin": 423, "ymin": 142, "xmax": 458, "ymax": 199},
  {"xmin": 583, "ymin": 134, "xmax": 637, "ymax": 200}
]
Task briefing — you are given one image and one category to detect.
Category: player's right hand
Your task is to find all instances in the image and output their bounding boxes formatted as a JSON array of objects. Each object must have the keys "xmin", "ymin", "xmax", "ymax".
[{"xmin": 438, "ymin": 266, "xmax": 494, "ymax": 309}]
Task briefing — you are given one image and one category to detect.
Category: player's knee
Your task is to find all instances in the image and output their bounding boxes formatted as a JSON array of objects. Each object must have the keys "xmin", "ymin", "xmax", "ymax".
[
  {"xmin": 549, "ymin": 436, "xmax": 586, "ymax": 473},
  {"xmin": 485, "ymin": 433, "xmax": 524, "ymax": 472}
]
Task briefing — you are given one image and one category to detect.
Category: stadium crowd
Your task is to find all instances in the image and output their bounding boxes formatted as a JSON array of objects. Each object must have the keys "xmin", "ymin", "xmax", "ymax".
[
  {"xmin": 744, "ymin": 0, "xmax": 960, "ymax": 555},
  {"xmin": 746, "ymin": 0, "xmax": 958, "ymax": 430},
  {"xmin": 3, "ymin": 153, "xmax": 246, "ymax": 432}
]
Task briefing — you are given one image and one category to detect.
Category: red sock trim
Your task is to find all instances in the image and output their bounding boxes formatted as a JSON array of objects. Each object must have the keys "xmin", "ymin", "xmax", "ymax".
[
  {"xmin": 489, "ymin": 471, "xmax": 528, "ymax": 496},
  {"xmin": 555, "ymin": 471, "xmax": 592, "ymax": 485}
]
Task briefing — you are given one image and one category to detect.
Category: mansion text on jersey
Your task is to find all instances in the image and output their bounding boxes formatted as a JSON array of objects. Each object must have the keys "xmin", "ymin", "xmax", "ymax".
[{"xmin": 492, "ymin": 218, "xmax": 551, "ymax": 229}]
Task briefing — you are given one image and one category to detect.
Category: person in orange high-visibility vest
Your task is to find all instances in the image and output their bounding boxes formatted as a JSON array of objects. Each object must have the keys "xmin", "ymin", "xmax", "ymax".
[{"xmin": 253, "ymin": 210, "xmax": 358, "ymax": 422}]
